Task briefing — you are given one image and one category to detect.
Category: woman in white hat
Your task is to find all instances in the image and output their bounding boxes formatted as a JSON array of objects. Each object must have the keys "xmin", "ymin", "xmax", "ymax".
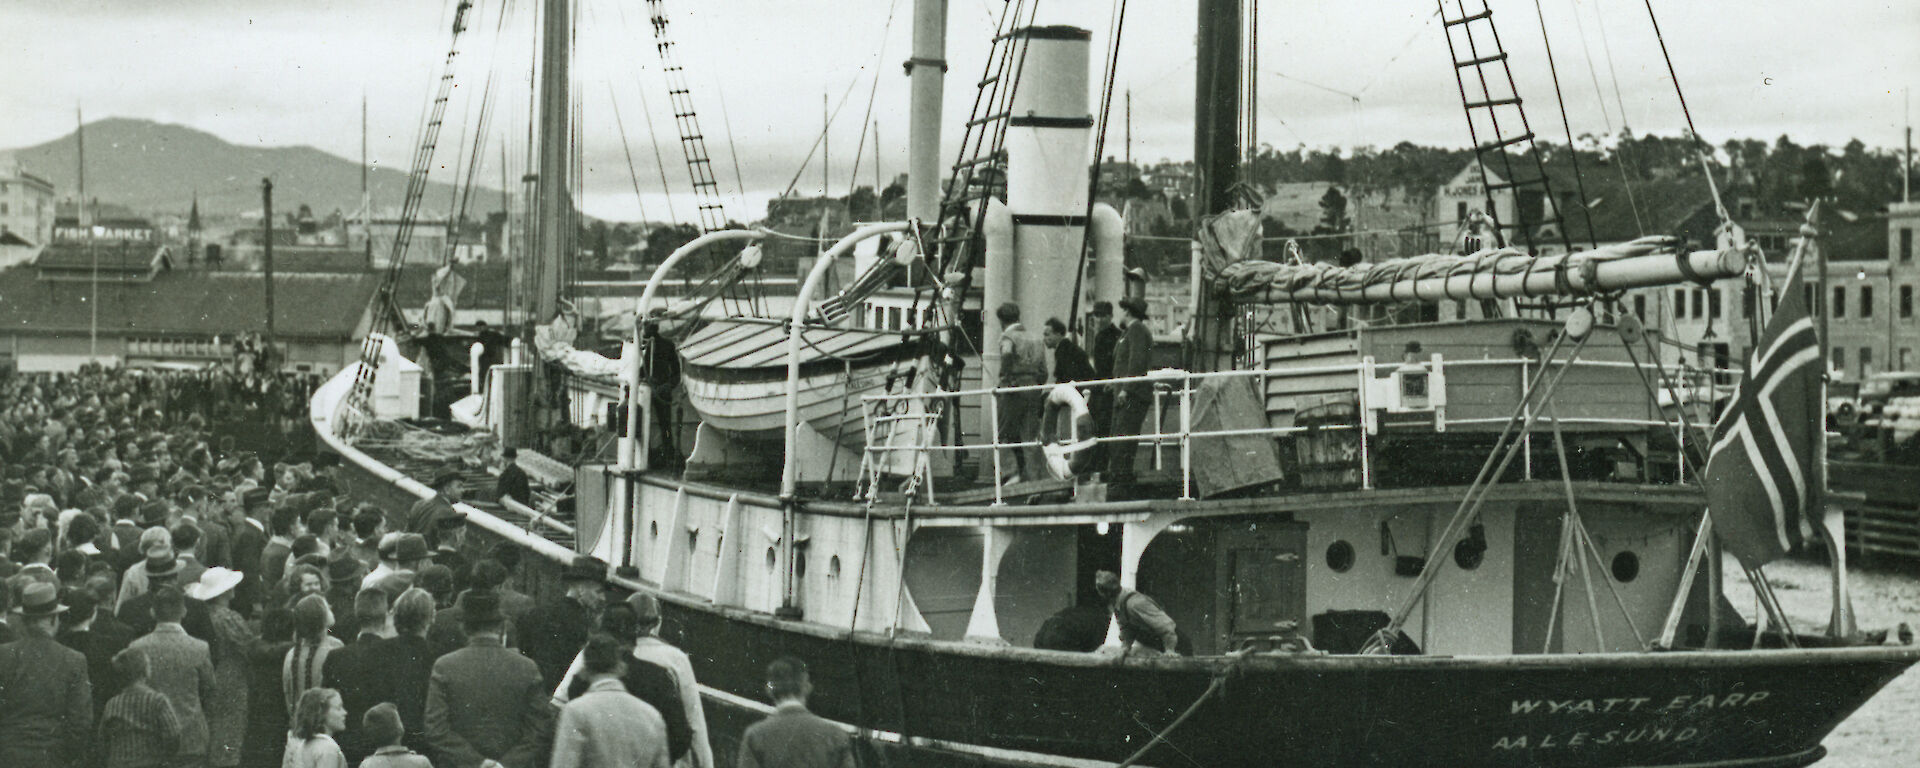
[{"xmin": 187, "ymin": 567, "xmax": 255, "ymax": 768}]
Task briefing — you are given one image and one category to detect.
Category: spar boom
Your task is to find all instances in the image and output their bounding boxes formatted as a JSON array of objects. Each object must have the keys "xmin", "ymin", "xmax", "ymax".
[{"xmin": 1212, "ymin": 236, "xmax": 1747, "ymax": 306}]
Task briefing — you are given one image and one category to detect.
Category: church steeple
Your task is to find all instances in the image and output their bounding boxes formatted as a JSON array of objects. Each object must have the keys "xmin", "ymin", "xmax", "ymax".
[{"xmin": 188, "ymin": 192, "xmax": 201, "ymax": 233}]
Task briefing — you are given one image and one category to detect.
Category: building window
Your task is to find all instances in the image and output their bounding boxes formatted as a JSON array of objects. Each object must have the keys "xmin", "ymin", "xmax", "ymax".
[
  {"xmin": 1861, "ymin": 347, "xmax": 1874, "ymax": 377},
  {"xmin": 1861, "ymin": 286, "xmax": 1874, "ymax": 319},
  {"xmin": 1692, "ymin": 289, "xmax": 1705, "ymax": 319},
  {"xmin": 1832, "ymin": 347, "xmax": 1845, "ymax": 374},
  {"xmin": 1903, "ymin": 285, "xmax": 1914, "ymax": 320},
  {"xmin": 1633, "ymin": 294, "xmax": 1647, "ymax": 321},
  {"xmin": 1673, "ymin": 289, "xmax": 1687, "ymax": 319},
  {"xmin": 1741, "ymin": 285, "xmax": 1755, "ymax": 319},
  {"xmin": 1903, "ymin": 228, "xmax": 1914, "ymax": 263},
  {"xmin": 1456, "ymin": 201, "xmax": 1468, "ymax": 221},
  {"xmin": 1901, "ymin": 348, "xmax": 1913, "ymax": 371},
  {"xmin": 1833, "ymin": 286, "xmax": 1846, "ymax": 320},
  {"xmin": 1709, "ymin": 289, "xmax": 1722, "ymax": 319}
]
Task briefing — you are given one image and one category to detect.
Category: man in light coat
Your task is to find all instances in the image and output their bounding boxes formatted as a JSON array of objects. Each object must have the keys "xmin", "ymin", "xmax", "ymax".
[
  {"xmin": 551, "ymin": 633, "xmax": 669, "ymax": 768},
  {"xmin": 629, "ymin": 594, "xmax": 713, "ymax": 768},
  {"xmin": 127, "ymin": 585, "xmax": 215, "ymax": 768}
]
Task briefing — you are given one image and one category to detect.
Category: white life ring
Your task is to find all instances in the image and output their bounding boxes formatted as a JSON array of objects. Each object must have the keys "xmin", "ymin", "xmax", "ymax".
[{"xmin": 1041, "ymin": 384, "xmax": 1097, "ymax": 480}]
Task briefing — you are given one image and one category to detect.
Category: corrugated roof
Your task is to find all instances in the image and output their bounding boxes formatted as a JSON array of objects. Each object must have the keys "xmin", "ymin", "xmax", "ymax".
[
  {"xmin": 32, "ymin": 241, "xmax": 169, "ymax": 274},
  {"xmin": 0, "ymin": 266, "xmax": 377, "ymax": 338}
]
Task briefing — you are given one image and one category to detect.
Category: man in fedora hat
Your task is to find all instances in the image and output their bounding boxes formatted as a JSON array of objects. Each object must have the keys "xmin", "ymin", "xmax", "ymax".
[
  {"xmin": 117, "ymin": 552, "xmax": 215, "ymax": 642},
  {"xmin": 407, "ymin": 471, "xmax": 464, "ymax": 538},
  {"xmin": 0, "ymin": 581, "xmax": 93, "ymax": 768},
  {"xmin": 115, "ymin": 526, "xmax": 175, "ymax": 613},
  {"xmin": 426, "ymin": 589, "xmax": 550, "ymax": 768},
  {"xmin": 516, "ymin": 555, "xmax": 606, "ymax": 692},
  {"xmin": 229, "ymin": 488, "xmax": 271, "ymax": 616},
  {"xmin": 1106, "ymin": 296, "xmax": 1155, "ymax": 484},
  {"xmin": 364, "ymin": 533, "xmax": 432, "ymax": 593},
  {"xmin": 58, "ymin": 586, "xmax": 137, "ymax": 721},
  {"xmin": 127, "ymin": 586, "xmax": 214, "ymax": 768}
]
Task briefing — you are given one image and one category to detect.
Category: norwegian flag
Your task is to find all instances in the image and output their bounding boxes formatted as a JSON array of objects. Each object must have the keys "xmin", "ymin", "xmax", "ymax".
[{"xmin": 1706, "ymin": 268, "xmax": 1823, "ymax": 568}]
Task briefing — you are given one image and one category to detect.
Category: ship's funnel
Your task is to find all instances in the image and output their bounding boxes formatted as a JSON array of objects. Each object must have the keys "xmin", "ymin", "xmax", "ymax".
[{"xmin": 986, "ymin": 26, "xmax": 1092, "ymax": 358}]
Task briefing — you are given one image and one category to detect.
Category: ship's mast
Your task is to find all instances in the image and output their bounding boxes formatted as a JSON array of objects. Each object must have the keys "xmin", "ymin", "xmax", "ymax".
[
  {"xmin": 1186, "ymin": 0, "xmax": 1244, "ymax": 372},
  {"xmin": 533, "ymin": 0, "xmax": 572, "ymax": 323}
]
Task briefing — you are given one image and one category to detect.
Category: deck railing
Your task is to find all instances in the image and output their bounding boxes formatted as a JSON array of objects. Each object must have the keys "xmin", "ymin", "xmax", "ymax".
[{"xmin": 862, "ymin": 355, "xmax": 1722, "ymax": 506}]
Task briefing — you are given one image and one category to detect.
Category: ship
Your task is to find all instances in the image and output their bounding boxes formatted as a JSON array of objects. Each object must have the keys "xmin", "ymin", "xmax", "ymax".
[{"xmin": 312, "ymin": 0, "xmax": 1920, "ymax": 766}]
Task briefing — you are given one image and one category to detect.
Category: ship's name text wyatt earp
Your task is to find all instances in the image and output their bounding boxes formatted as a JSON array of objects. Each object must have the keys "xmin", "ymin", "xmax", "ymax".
[{"xmin": 1493, "ymin": 690, "xmax": 1771, "ymax": 751}]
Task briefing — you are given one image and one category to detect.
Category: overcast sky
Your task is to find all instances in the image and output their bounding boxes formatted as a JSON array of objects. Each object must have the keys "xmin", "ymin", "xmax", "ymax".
[{"xmin": 6, "ymin": 0, "xmax": 1916, "ymax": 222}]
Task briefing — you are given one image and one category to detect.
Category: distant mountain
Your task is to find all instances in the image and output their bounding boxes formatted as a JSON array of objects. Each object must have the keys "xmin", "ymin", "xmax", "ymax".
[{"xmin": 4, "ymin": 117, "xmax": 499, "ymax": 220}]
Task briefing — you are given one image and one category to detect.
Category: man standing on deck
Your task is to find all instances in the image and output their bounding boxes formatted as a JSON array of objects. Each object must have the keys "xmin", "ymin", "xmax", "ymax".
[
  {"xmin": 1094, "ymin": 570, "xmax": 1179, "ymax": 657},
  {"xmin": 495, "ymin": 448, "xmax": 531, "ymax": 508},
  {"xmin": 994, "ymin": 302, "xmax": 1048, "ymax": 485},
  {"xmin": 1043, "ymin": 319, "xmax": 1096, "ymax": 384},
  {"xmin": 1084, "ymin": 301, "xmax": 1123, "ymax": 471},
  {"xmin": 1105, "ymin": 297, "xmax": 1154, "ymax": 484}
]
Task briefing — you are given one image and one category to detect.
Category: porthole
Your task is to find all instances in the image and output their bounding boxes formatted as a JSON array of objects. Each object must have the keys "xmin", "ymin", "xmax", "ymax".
[
  {"xmin": 1453, "ymin": 537, "xmax": 1485, "ymax": 571},
  {"xmin": 1611, "ymin": 551, "xmax": 1640, "ymax": 583},
  {"xmin": 765, "ymin": 547, "xmax": 777, "ymax": 569},
  {"xmin": 796, "ymin": 551, "xmax": 808, "ymax": 578},
  {"xmin": 1325, "ymin": 540, "xmax": 1355, "ymax": 573},
  {"xmin": 828, "ymin": 555, "xmax": 842, "ymax": 579}
]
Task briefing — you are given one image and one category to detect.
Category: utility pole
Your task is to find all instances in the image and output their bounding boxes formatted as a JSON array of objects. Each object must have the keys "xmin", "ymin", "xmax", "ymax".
[
  {"xmin": 363, "ymin": 92, "xmax": 373, "ymax": 269},
  {"xmin": 262, "ymin": 178, "xmax": 277, "ymax": 340},
  {"xmin": 1904, "ymin": 88, "xmax": 1912, "ymax": 203},
  {"xmin": 1125, "ymin": 89, "xmax": 1133, "ymax": 178},
  {"xmin": 822, "ymin": 93, "xmax": 830, "ymax": 199},
  {"xmin": 874, "ymin": 120, "xmax": 882, "ymax": 219},
  {"xmin": 80, "ymin": 106, "xmax": 96, "ymax": 364}
]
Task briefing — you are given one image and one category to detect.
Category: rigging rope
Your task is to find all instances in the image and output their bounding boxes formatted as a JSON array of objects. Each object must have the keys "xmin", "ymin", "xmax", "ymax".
[
  {"xmin": 845, "ymin": 0, "xmax": 905, "ymax": 198},
  {"xmin": 1637, "ymin": 0, "xmax": 1730, "ymax": 223},
  {"xmin": 608, "ymin": 83, "xmax": 653, "ymax": 228},
  {"xmin": 1067, "ymin": 0, "xmax": 1131, "ymax": 333},
  {"xmin": 1529, "ymin": 0, "xmax": 1600, "ymax": 249}
]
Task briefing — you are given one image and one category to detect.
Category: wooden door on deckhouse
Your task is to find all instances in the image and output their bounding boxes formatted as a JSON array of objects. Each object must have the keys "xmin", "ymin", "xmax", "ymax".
[{"xmin": 1214, "ymin": 520, "xmax": 1308, "ymax": 652}]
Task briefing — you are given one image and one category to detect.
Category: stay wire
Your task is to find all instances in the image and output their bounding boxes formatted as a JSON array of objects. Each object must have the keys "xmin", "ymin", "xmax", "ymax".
[
  {"xmin": 1637, "ymin": 0, "xmax": 1730, "ymax": 222},
  {"xmin": 1066, "ymin": 0, "xmax": 1131, "ymax": 334},
  {"xmin": 1529, "ymin": 0, "xmax": 1599, "ymax": 249}
]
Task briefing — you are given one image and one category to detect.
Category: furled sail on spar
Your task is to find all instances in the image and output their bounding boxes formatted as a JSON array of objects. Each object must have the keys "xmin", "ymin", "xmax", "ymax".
[{"xmin": 1198, "ymin": 210, "xmax": 1749, "ymax": 306}]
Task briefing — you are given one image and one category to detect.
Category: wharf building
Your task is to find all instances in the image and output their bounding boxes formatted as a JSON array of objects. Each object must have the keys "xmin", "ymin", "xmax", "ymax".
[{"xmin": 0, "ymin": 217, "xmax": 379, "ymax": 375}]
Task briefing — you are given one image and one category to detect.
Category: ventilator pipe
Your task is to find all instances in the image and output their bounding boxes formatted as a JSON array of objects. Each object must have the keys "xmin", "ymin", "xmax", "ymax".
[
  {"xmin": 980, "ymin": 199, "xmax": 1016, "ymax": 386},
  {"xmin": 1087, "ymin": 202, "xmax": 1126, "ymax": 315}
]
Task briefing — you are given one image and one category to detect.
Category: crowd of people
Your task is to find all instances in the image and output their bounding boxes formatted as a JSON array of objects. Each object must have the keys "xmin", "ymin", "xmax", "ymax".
[{"xmin": 0, "ymin": 364, "xmax": 861, "ymax": 768}]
